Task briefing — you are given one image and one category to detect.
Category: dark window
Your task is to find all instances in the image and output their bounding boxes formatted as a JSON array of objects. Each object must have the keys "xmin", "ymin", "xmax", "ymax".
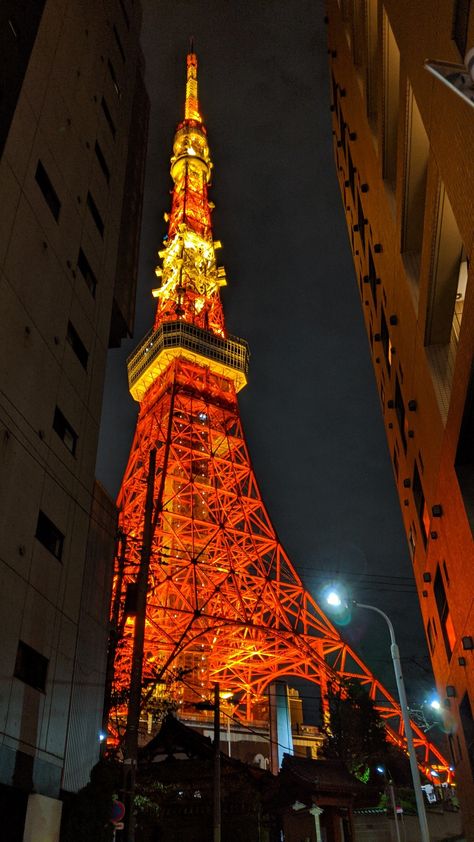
[
  {"xmin": 443, "ymin": 560, "xmax": 450, "ymax": 586},
  {"xmin": 0, "ymin": 3, "xmax": 46, "ymax": 156},
  {"xmin": 434, "ymin": 565, "xmax": 455, "ymax": 660},
  {"xmin": 101, "ymin": 97, "xmax": 116, "ymax": 139},
  {"xmin": 427, "ymin": 619, "xmax": 435, "ymax": 654},
  {"xmin": 77, "ymin": 247, "xmax": 97, "ymax": 295},
  {"xmin": 66, "ymin": 321, "xmax": 88, "ymax": 369},
  {"xmin": 86, "ymin": 192, "xmax": 104, "ymax": 237},
  {"xmin": 412, "ymin": 461, "xmax": 428, "ymax": 546},
  {"xmin": 35, "ymin": 160, "xmax": 61, "ymax": 221},
  {"xmin": 348, "ymin": 146, "xmax": 356, "ymax": 200},
  {"xmin": 8, "ymin": 18, "xmax": 19, "ymax": 39},
  {"xmin": 35, "ymin": 510, "xmax": 64, "ymax": 560},
  {"xmin": 357, "ymin": 192, "xmax": 366, "ymax": 252},
  {"xmin": 395, "ymin": 376, "xmax": 406, "ymax": 450},
  {"xmin": 381, "ymin": 309, "xmax": 390, "ymax": 371},
  {"xmin": 14, "ymin": 641, "xmax": 48, "ymax": 692},
  {"xmin": 455, "ymin": 363, "xmax": 474, "ymax": 535},
  {"xmin": 107, "ymin": 58, "xmax": 121, "ymax": 99},
  {"xmin": 452, "ymin": 0, "xmax": 471, "ymax": 57},
  {"xmin": 53, "ymin": 407, "xmax": 78, "ymax": 455},
  {"xmin": 459, "ymin": 692, "xmax": 474, "ymax": 779},
  {"xmin": 113, "ymin": 23, "xmax": 126, "ymax": 62},
  {"xmin": 119, "ymin": 0, "xmax": 130, "ymax": 29},
  {"xmin": 331, "ymin": 73, "xmax": 338, "ymax": 111},
  {"xmin": 94, "ymin": 140, "xmax": 110, "ymax": 184},
  {"xmin": 368, "ymin": 248, "xmax": 377, "ymax": 306},
  {"xmin": 393, "ymin": 447, "xmax": 399, "ymax": 480}
]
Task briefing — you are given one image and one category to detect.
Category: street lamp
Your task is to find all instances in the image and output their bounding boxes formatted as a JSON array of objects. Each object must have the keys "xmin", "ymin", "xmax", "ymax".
[{"xmin": 325, "ymin": 592, "xmax": 431, "ymax": 842}]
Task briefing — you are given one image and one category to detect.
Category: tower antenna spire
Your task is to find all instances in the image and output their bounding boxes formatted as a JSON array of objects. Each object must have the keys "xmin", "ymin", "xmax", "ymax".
[{"xmin": 185, "ymin": 44, "xmax": 200, "ymax": 122}]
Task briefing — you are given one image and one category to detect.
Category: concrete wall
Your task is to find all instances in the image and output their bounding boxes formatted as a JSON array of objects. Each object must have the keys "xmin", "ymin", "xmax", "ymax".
[{"xmin": 0, "ymin": 0, "xmax": 147, "ymax": 834}]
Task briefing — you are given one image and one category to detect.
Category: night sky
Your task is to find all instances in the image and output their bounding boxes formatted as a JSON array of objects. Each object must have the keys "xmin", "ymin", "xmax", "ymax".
[{"xmin": 96, "ymin": 0, "xmax": 435, "ymax": 717}]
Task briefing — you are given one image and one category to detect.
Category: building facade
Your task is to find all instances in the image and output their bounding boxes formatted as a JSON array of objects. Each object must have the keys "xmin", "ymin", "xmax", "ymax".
[
  {"xmin": 326, "ymin": 0, "xmax": 474, "ymax": 834},
  {"xmin": 0, "ymin": 1, "xmax": 148, "ymax": 838}
]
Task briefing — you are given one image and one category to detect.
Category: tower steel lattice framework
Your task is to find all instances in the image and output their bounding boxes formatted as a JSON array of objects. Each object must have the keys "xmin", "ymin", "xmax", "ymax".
[{"xmin": 110, "ymin": 52, "xmax": 449, "ymax": 779}]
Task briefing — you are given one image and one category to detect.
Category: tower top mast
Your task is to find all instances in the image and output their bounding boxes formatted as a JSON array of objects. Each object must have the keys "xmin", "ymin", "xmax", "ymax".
[{"xmin": 126, "ymin": 51, "xmax": 249, "ymax": 402}]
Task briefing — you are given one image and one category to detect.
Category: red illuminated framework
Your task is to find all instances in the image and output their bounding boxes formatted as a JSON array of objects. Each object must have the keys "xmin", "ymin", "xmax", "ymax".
[{"xmin": 109, "ymin": 52, "xmax": 450, "ymax": 781}]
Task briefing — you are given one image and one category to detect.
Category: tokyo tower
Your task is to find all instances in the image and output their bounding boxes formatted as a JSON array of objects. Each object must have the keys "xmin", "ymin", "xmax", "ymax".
[{"xmin": 109, "ymin": 51, "xmax": 447, "ymax": 777}]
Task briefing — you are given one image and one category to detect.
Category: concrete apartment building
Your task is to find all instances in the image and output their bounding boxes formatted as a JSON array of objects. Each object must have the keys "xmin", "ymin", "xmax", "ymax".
[
  {"xmin": 326, "ymin": 0, "xmax": 474, "ymax": 834},
  {"xmin": 0, "ymin": 1, "xmax": 148, "ymax": 838}
]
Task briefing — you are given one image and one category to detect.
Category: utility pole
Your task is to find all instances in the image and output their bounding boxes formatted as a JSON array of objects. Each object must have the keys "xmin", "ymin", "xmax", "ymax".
[
  {"xmin": 122, "ymin": 449, "xmax": 156, "ymax": 842},
  {"xmin": 102, "ymin": 529, "xmax": 127, "ymax": 740},
  {"xmin": 213, "ymin": 682, "xmax": 221, "ymax": 842}
]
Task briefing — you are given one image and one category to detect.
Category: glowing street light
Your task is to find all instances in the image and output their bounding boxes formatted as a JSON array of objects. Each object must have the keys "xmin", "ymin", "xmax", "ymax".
[{"xmin": 325, "ymin": 590, "xmax": 431, "ymax": 842}]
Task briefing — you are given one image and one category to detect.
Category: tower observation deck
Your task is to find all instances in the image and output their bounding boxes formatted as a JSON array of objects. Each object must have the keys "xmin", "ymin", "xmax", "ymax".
[{"xmin": 109, "ymin": 52, "xmax": 448, "ymax": 780}]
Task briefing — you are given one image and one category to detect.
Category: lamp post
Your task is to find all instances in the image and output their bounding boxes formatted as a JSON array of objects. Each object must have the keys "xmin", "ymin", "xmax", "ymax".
[
  {"xmin": 377, "ymin": 765, "xmax": 401, "ymax": 842},
  {"xmin": 326, "ymin": 593, "xmax": 430, "ymax": 842}
]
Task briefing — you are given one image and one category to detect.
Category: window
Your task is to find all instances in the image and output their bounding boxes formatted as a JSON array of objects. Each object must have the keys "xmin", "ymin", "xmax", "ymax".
[
  {"xmin": 53, "ymin": 407, "xmax": 78, "ymax": 455},
  {"xmin": 357, "ymin": 192, "xmax": 366, "ymax": 253},
  {"xmin": 66, "ymin": 321, "xmax": 88, "ymax": 369},
  {"xmin": 426, "ymin": 185, "xmax": 464, "ymax": 346},
  {"xmin": 402, "ymin": 85, "xmax": 429, "ymax": 280},
  {"xmin": 434, "ymin": 565, "xmax": 456, "ymax": 660},
  {"xmin": 393, "ymin": 447, "xmax": 399, "ymax": 479},
  {"xmin": 459, "ymin": 692, "xmax": 474, "ymax": 779},
  {"xmin": 35, "ymin": 510, "xmax": 64, "ymax": 560},
  {"xmin": 412, "ymin": 461, "xmax": 428, "ymax": 546},
  {"xmin": 86, "ymin": 192, "xmax": 104, "ymax": 238},
  {"xmin": 381, "ymin": 309, "xmax": 391, "ymax": 372},
  {"xmin": 107, "ymin": 58, "xmax": 121, "ymax": 99},
  {"xmin": 443, "ymin": 560, "xmax": 450, "ymax": 586},
  {"xmin": 94, "ymin": 141, "xmax": 110, "ymax": 184},
  {"xmin": 8, "ymin": 17, "xmax": 19, "ymax": 39},
  {"xmin": 368, "ymin": 247, "xmax": 377, "ymax": 306},
  {"xmin": 77, "ymin": 247, "xmax": 97, "ymax": 296},
  {"xmin": 395, "ymin": 376, "xmax": 406, "ymax": 450},
  {"xmin": 452, "ymin": 0, "xmax": 471, "ymax": 57},
  {"xmin": 14, "ymin": 641, "xmax": 48, "ymax": 692},
  {"xmin": 427, "ymin": 619, "xmax": 436, "ymax": 654},
  {"xmin": 455, "ymin": 363, "xmax": 474, "ymax": 535},
  {"xmin": 365, "ymin": 0, "xmax": 379, "ymax": 134},
  {"xmin": 382, "ymin": 11, "xmax": 400, "ymax": 193},
  {"xmin": 113, "ymin": 23, "xmax": 126, "ymax": 62},
  {"xmin": 35, "ymin": 160, "xmax": 61, "ymax": 221},
  {"xmin": 101, "ymin": 97, "xmax": 116, "ymax": 139},
  {"xmin": 119, "ymin": 0, "xmax": 130, "ymax": 30},
  {"xmin": 348, "ymin": 146, "xmax": 356, "ymax": 199}
]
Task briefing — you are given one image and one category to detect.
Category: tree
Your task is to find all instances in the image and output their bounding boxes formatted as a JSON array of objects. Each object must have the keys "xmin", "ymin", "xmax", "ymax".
[
  {"xmin": 60, "ymin": 758, "xmax": 121, "ymax": 842},
  {"xmin": 321, "ymin": 679, "xmax": 388, "ymax": 780}
]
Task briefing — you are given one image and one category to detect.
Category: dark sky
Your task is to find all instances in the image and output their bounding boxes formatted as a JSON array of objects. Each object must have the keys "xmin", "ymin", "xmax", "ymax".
[{"xmin": 96, "ymin": 0, "xmax": 435, "ymax": 714}]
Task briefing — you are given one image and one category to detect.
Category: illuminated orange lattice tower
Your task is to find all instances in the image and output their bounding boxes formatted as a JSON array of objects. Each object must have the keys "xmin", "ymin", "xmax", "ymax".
[{"xmin": 110, "ymin": 52, "xmax": 448, "ymax": 777}]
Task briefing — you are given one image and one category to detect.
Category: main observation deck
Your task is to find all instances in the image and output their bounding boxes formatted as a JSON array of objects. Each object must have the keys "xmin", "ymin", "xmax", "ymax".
[{"xmin": 127, "ymin": 320, "xmax": 250, "ymax": 401}]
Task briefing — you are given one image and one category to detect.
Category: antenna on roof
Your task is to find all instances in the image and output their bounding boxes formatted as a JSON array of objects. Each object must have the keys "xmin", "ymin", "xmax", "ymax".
[{"xmin": 189, "ymin": 35, "xmax": 195, "ymax": 54}]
